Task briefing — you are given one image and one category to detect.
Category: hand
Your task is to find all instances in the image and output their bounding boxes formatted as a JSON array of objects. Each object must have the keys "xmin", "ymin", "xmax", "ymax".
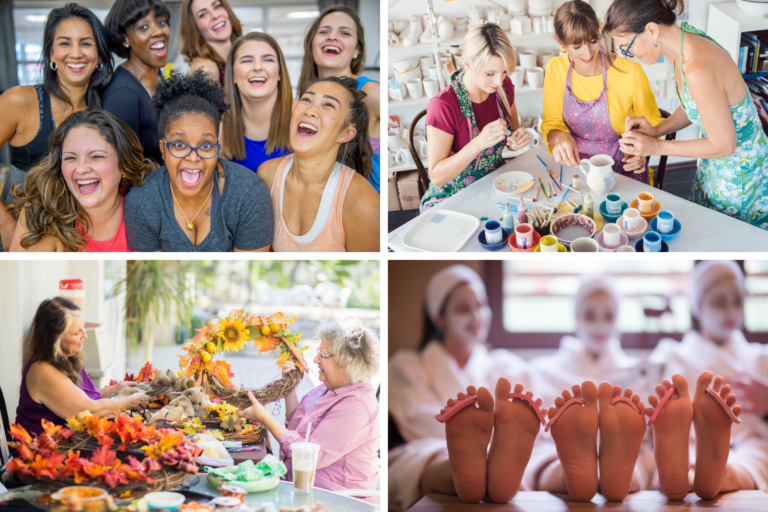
[
  {"xmin": 282, "ymin": 360, "xmax": 297, "ymax": 376},
  {"xmin": 551, "ymin": 132, "xmax": 580, "ymax": 168},
  {"xmin": 723, "ymin": 373, "xmax": 768, "ymax": 416},
  {"xmin": 508, "ymin": 127, "xmax": 530, "ymax": 151},
  {"xmin": 473, "ymin": 119, "xmax": 506, "ymax": 153},
  {"xmin": 128, "ymin": 393, "xmax": 150, "ymax": 409},
  {"xmin": 117, "ymin": 381, "xmax": 138, "ymax": 391},
  {"xmin": 621, "ymin": 154, "xmax": 647, "ymax": 173},
  {"xmin": 624, "ymin": 116, "xmax": 657, "ymax": 137},
  {"xmin": 240, "ymin": 391, "xmax": 268, "ymax": 423},
  {"xmin": 619, "ymin": 131, "xmax": 659, "ymax": 158}
]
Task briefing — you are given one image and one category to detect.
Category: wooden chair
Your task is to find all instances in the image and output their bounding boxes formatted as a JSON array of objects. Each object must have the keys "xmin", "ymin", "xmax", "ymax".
[
  {"xmin": 407, "ymin": 109, "xmax": 430, "ymax": 194},
  {"xmin": 648, "ymin": 108, "xmax": 676, "ymax": 190}
]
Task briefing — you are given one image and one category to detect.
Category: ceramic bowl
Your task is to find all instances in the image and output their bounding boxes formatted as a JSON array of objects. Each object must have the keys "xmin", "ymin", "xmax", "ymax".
[
  {"xmin": 635, "ymin": 239, "xmax": 670, "ymax": 253},
  {"xmin": 534, "ymin": 242, "xmax": 567, "ymax": 252},
  {"xmin": 630, "ymin": 198, "xmax": 661, "ymax": 221},
  {"xmin": 144, "ymin": 492, "xmax": 186, "ymax": 511},
  {"xmin": 52, "ymin": 487, "xmax": 108, "ymax": 504},
  {"xmin": 616, "ymin": 215, "xmax": 648, "ymax": 240},
  {"xmin": 509, "ymin": 230, "xmax": 541, "ymax": 252},
  {"xmin": 650, "ymin": 217, "xmax": 682, "ymax": 242},
  {"xmin": 479, "ymin": 228, "xmax": 511, "ymax": 252},
  {"xmin": 596, "ymin": 231, "xmax": 629, "ymax": 252},
  {"xmin": 550, "ymin": 213, "xmax": 596, "ymax": 249},
  {"xmin": 599, "ymin": 200, "xmax": 628, "ymax": 224},
  {"xmin": 736, "ymin": 0, "xmax": 768, "ymax": 16}
]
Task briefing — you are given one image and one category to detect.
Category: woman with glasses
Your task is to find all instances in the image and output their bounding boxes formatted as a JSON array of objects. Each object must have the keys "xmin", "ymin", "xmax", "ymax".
[
  {"xmin": 605, "ymin": 0, "xmax": 768, "ymax": 229},
  {"xmin": 542, "ymin": 0, "xmax": 663, "ymax": 184},
  {"xmin": 240, "ymin": 320, "xmax": 380, "ymax": 495},
  {"xmin": 123, "ymin": 70, "xmax": 273, "ymax": 252}
]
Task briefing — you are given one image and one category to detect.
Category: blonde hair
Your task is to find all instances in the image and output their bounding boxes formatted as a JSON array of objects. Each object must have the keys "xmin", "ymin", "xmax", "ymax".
[
  {"xmin": 316, "ymin": 319, "xmax": 379, "ymax": 384},
  {"xmin": 462, "ymin": 23, "xmax": 516, "ymax": 124}
]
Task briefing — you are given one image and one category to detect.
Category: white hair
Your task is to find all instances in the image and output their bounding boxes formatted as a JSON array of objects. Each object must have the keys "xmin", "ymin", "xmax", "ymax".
[{"xmin": 316, "ymin": 319, "xmax": 379, "ymax": 384}]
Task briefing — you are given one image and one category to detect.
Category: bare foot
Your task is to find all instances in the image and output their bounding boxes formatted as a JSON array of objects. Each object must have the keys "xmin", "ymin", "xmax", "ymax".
[
  {"xmin": 547, "ymin": 381, "xmax": 599, "ymax": 502},
  {"xmin": 487, "ymin": 379, "xmax": 544, "ymax": 503},
  {"xmin": 442, "ymin": 385, "xmax": 495, "ymax": 503},
  {"xmin": 692, "ymin": 371, "xmax": 742, "ymax": 499},
  {"xmin": 645, "ymin": 374, "xmax": 693, "ymax": 500},
  {"xmin": 597, "ymin": 382, "xmax": 646, "ymax": 501}
]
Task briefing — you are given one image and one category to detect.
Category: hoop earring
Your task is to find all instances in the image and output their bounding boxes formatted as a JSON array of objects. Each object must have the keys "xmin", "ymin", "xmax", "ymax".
[
  {"xmin": 96, "ymin": 63, "xmax": 103, "ymax": 71},
  {"xmin": 121, "ymin": 172, "xmax": 126, "ymax": 178},
  {"xmin": 50, "ymin": 61, "xmax": 57, "ymax": 71}
]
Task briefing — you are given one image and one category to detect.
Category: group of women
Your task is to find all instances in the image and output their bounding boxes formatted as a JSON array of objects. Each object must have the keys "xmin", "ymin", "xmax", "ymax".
[
  {"xmin": 422, "ymin": 0, "xmax": 768, "ymax": 231},
  {"xmin": 15, "ymin": 297, "xmax": 381, "ymax": 494},
  {"xmin": 0, "ymin": 0, "xmax": 380, "ymax": 252},
  {"xmin": 388, "ymin": 261, "xmax": 768, "ymax": 509}
]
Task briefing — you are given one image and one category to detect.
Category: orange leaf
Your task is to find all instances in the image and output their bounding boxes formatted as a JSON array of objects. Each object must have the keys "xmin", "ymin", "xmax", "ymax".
[{"xmin": 10, "ymin": 424, "xmax": 32, "ymax": 444}]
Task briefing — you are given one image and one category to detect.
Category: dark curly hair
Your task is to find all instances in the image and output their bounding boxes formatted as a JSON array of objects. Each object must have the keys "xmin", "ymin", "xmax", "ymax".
[
  {"xmin": 104, "ymin": 0, "xmax": 171, "ymax": 59},
  {"xmin": 152, "ymin": 69, "xmax": 230, "ymax": 137},
  {"xmin": 302, "ymin": 76, "xmax": 372, "ymax": 179}
]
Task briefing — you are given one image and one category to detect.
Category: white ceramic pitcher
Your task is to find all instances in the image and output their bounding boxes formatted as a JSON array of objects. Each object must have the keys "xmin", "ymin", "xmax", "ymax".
[{"xmin": 578, "ymin": 154, "xmax": 617, "ymax": 193}]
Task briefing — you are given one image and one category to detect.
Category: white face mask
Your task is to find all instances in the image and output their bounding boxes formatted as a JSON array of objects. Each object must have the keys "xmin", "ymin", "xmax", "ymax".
[
  {"xmin": 698, "ymin": 279, "xmax": 744, "ymax": 343},
  {"xmin": 576, "ymin": 293, "xmax": 617, "ymax": 354},
  {"xmin": 446, "ymin": 305, "xmax": 492, "ymax": 345},
  {"xmin": 577, "ymin": 322, "xmax": 615, "ymax": 354}
]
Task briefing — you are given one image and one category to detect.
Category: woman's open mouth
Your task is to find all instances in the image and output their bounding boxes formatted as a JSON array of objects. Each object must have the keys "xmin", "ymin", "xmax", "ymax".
[
  {"xmin": 150, "ymin": 41, "xmax": 167, "ymax": 57},
  {"xmin": 179, "ymin": 168, "xmax": 203, "ymax": 187},
  {"xmin": 248, "ymin": 76, "xmax": 268, "ymax": 87},
  {"xmin": 75, "ymin": 177, "xmax": 100, "ymax": 194},
  {"xmin": 296, "ymin": 121, "xmax": 318, "ymax": 138},
  {"xmin": 66, "ymin": 62, "xmax": 87, "ymax": 73},
  {"xmin": 321, "ymin": 44, "xmax": 342, "ymax": 56},
  {"xmin": 212, "ymin": 21, "xmax": 226, "ymax": 33}
]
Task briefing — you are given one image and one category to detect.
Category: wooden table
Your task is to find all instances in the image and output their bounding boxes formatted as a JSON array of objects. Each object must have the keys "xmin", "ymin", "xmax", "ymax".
[{"xmin": 410, "ymin": 491, "xmax": 768, "ymax": 511}]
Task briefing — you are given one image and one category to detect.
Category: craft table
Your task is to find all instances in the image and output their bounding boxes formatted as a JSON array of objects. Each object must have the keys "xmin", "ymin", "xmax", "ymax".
[
  {"xmin": 410, "ymin": 490, "xmax": 768, "ymax": 511},
  {"xmin": 387, "ymin": 146, "xmax": 768, "ymax": 252},
  {"xmin": 231, "ymin": 437, "xmax": 271, "ymax": 465}
]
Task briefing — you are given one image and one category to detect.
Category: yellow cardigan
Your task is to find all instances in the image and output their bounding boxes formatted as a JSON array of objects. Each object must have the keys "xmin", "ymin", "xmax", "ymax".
[{"xmin": 541, "ymin": 53, "xmax": 664, "ymax": 153}]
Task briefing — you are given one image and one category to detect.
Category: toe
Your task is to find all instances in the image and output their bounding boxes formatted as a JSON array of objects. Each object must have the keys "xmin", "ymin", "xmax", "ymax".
[
  {"xmin": 597, "ymin": 381, "xmax": 614, "ymax": 407},
  {"xmin": 535, "ymin": 398, "xmax": 543, "ymax": 407},
  {"xmin": 447, "ymin": 398, "xmax": 456, "ymax": 407},
  {"xmin": 631, "ymin": 394, "xmax": 640, "ymax": 404},
  {"xmin": 457, "ymin": 392, "xmax": 466, "ymax": 401},
  {"xmin": 513, "ymin": 383, "xmax": 524, "ymax": 393},
  {"xmin": 525, "ymin": 391, "xmax": 534, "ymax": 398},
  {"xmin": 637, "ymin": 400, "xmax": 645, "ymax": 412},
  {"xmin": 548, "ymin": 406, "xmax": 558, "ymax": 419},
  {"xmin": 672, "ymin": 374, "xmax": 691, "ymax": 399},
  {"xmin": 495, "ymin": 378, "xmax": 512, "ymax": 401},
  {"xmin": 624, "ymin": 387, "xmax": 633, "ymax": 398},
  {"xmin": 720, "ymin": 384, "xmax": 731, "ymax": 399},
  {"xmin": 476, "ymin": 386, "xmax": 495, "ymax": 412},
  {"xmin": 440, "ymin": 408, "xmax": 446, "ymax": 414},
  {"xmin": 648, "ymin": 395, "xmax": 659, "ymax": 408},
  {"xmin": 562, "ymin": 389, "xmax": 573, "ymax": 401},
  {"xmin": 712, "ymin": 375, "xmax": 724, "ymax": 393},
  {"xmin": 695, "ymin": 371, "xmax": 714, "ymax": 397},
  {"xmin": 645, "ymin": 406, "xmax": 654, "ymax": 417},
  {"xmin": 734, "ymin": 405, "xmax": 742, "ymax": 417},
  {"xmin": 655, "ymin": 384, "xmax": 666, "ymax": 398},
  {"xmin": 726, "ymin": 394, "xmax": 737, "ymax": 407},
  {"xmin": 467, "ymin": 385, "xmax": 477, "ymax": 396},
  {"xmin": 554, "ymin": 396, "xmax": 564, "ymax": 408},
  {"xmin": 572, "ymin": 384, "xmax": 582, "ymax": 399},
  {"xmin": 581, "ymin": 381, "xmax": 599, "ymax": 407}
]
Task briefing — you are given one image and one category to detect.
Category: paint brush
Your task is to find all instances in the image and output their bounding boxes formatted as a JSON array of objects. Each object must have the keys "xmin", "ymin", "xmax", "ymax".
[
  {"xmin": 559, "ymin": 164, "xmax": 563, "ymax": 183},
  {"xmin": 539, "ymin": 178, "xmax": 550, "ymax": 202},
  {"xmin": 547, "ymin": 170, "xmax": 562, "ymax": 194},
  {"xmin": 536, "ymin": 154, "xmax": 563, "ymax": 192},
  {"xmin": 560, "ymin": 183, "xmax": 582, "ymax": 194}
]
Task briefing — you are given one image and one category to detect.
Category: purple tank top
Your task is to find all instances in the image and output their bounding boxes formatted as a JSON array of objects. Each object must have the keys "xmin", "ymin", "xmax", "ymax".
[{"xmin": 16, "ymin": 360, "xmax": 101, "ymax": 436}]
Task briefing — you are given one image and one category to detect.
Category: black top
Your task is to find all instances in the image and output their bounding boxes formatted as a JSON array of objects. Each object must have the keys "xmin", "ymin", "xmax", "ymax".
[
  {"xmin": 10, "ymin": 85, "xmax": 55, "ymax": 171},
  {"xmin": 101, "ymin": 67, "xmax": 163, "ymax": 163}
]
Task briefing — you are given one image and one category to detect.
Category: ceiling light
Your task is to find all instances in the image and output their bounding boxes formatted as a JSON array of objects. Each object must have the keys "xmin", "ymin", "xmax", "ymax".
[
  {"xmin": 25, "ymin": 15, "xmax": 48, "ymax": 22},
  {"xmin": 286, "ymin": 11, "xmax": 319, "ymax": 19}
]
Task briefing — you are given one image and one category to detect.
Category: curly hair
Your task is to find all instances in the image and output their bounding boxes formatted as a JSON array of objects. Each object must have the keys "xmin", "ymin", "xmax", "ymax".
[
  {"xmin": 302, "ymin": 76, "xmax": 372, "ymax": 178},
  {"xmin": 316, "ymin": 319, "xmax": 379, "ymax": 384},
  {"xmin": 152, "ymin": 69, "xmax": 230, "ymax": 137},
  {"xmin": 10, "ymin": 110, "xmax": 153, "ymax": 252},
  {"xmin": 104, "ymin": 0, "xmax": 171, "ymax": 60}
]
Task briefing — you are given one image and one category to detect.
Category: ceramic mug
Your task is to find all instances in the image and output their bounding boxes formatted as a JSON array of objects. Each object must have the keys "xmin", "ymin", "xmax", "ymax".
[
  {"xmin": 643, "ymin": 232, "xmax": 662, "ymax": 252},
  {"xmin": 539, "ymin": 50, "xmax": 555, "ymax": 68},
  {"xmin": 419, "ymin": 55, "xmax": 434, "ymax": 75},
  {"xmin": 428, "ymin": 64, "xmax": 438, "ymax": 77},
  {"xmin": 423, "ymin": 77, "xmax": 440, "ymax": 98},
  {"xmin": 418, "ymin": 137, "xmax": 428, "ymax": 159},
  {"xmin": 449, "ymin": 44, "xmax": 461, "ymax": 54},
  {"xmin": 527, "ymin": 67, "xmax": 544, "ymax": 88},
  {"xmin": 395, "ymin": 148, "xmax": 414, "ymax": 167},
  {"xmin": 637, "ymin": 191, "xmax": 655, "ymax": 214},
  {"xmin": 485, "ymin": 220, "xmax": 503, "ymax": 245},
  {"xmin": 511, "ymin": 68, "xmax": 525, "ymax": 88},
  {"xmin": 571, "ymin": 237, "xmax": 599, "ymax": 252},
  {"xmin": 603, "ymin": 224, "xmax": 621, "ymax": 248},
  {"xmin": 388, "ymin": 151, "xmax": 395, "ymax": 168},
  {"xmin": 389, "ymin": 83, "xmax": 407, "ymax": 101},
  {"xmin": 406, "ymin": 78, "xmax": 423, "ymax": 99},
  {"xmin": 521, "ymin": 116, "xmax": 534, "ymax": 128},
  {"xmin": 453, "ymin": 17, "xmax": 468, "ymax": 30},
  {"xmin": 515, "ymin": 223, "xmax": 534, "ymax": 249},
  {"xmin": 617, "ymin": 245, "xmax": 636, "ymax": 252},
  {"xmin": 657, "ymin": 210, "xmax": 675, "ymax": 234},
  {"xmin": 388, "ymin": 129, "xmax": 402, "ymax": 149},
  {"xmin": 519, "ymin": 51, "xmax": 537, "ymax": 68},
  {"xmin": 623, "ymin": 208, "xmax": 641, "ymax": 231},
  {"xmin": 540, "ymin": 235, "xmax": 559, "ymax": 252},
  {"xmin": 606, "ymin": 193, "xmax": 622, "ymax": 215},
  {"xmin": 533, "ymin": 17, "xmax": 544, "ymax": 33}
]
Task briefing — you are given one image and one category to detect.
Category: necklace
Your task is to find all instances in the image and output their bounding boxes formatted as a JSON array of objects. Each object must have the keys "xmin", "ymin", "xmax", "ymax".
[{"xmin": 170, "ymin": 177, "xmax": 214, "ymax": 230}]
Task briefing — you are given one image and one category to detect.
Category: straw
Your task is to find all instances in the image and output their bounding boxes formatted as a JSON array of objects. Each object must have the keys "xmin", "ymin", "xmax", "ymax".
[{"xmin": 305, "ymin": 421, "xmax": 312, "ymax": 443}]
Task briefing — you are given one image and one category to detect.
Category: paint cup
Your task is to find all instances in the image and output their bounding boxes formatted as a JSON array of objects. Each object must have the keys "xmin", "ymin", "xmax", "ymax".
[
  {"xmin": 486, "ymin": 220, "xmax": 503, "ymax": 245},
  {"xmin": 643, "ymin": 231, "xmax": 662, "ymax": 252},
  {"xmin": 637, "ymin": 191, "xmax": 655, "ymax": 214},
  {"xmin": 519, "ymin": 51, "xmax": 537, "ymax": 68},
  {"xmin": 515, "ymin": 223, "xmax": 534, "ymax": 249},
  {"xmin": 603, "ymin": 224, "xmax": 621, "ymax": 248},
  {"xmin": 526, "ymin": 67, "xmax": 545, "ymax": 88},
  {"xmin": 606, "ymin": 193, "xmax": 622, "ymax": 215},
  {"xmin": 571, "ymin": 237, "xmax": 599, "ymax": 252},
  {"xmin": 423, "ymin": 77, "xmax": 440, "ymax": 98},
  {"xmin": 657, "ymin": 210, "xmax": 675, "ymax": 234},
  {"xmin": 572, "ymin": 175, "xmax": 581, "ymax": 191},
  {"xmin": 617, "ymin": 245, "xmax": 636, "ymax": 252},
  {"xmin": 406, "ymin": 78, "xmax": 423, "ymax": 99},
  {"xmin": 623, "ymin": 208, "xmax": 641, "ymax": 231},
  {"xmin": 540, "ymin": 234, "xmax": 559, "ymax": 252},
  {"xmin": 511, "ymin": 68, "xmax": 525, "ymax": 88}
]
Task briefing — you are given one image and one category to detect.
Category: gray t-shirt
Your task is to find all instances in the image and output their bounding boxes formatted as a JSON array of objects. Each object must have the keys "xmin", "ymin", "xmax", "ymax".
[{"xmin": 123, "ymin": 158, "xmax": 273, "ymax": 252}]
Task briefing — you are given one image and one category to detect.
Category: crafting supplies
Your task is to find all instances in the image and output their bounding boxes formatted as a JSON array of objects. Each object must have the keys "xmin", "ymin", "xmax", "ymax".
[
  {"xmin": 573, "ymin": 174, "xmax": 581, "ymax": 191},
  {"xmin": 517, "ymin": 199, "xmax": 528, "ymax": 225},
  {"xmin": 583, "ymin": 192, "xmax": 594, "ymax": 220},
  {"xmin": 560, "ymin": 183, "xmax": 581, "ymax": 195},
  {"xmin": 559, "ymin": 164, "xmax": 563, "ymax": 183},
  {"xmin": 503, "ymin": 203, "xmax": 515, "ymax": 230},
  {"xmin": 539, "ymin": 178, "xmax": 551, "ymax": 202}
]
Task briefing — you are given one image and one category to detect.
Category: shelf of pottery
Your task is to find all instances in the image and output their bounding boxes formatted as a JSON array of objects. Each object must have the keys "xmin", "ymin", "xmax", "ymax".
[{"xmin": 387, "ymin": 0, "xmax": 562, "ymax": 173}]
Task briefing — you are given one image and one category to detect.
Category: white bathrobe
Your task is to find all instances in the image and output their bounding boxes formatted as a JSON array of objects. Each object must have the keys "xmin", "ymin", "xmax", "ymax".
[
  {"xmin": 650, "ymin": 330, "xmax": 768, "ymax": 491},
  {"xmin": 388, "ymin": 341, "xmax": 526, "ymax": 511}
]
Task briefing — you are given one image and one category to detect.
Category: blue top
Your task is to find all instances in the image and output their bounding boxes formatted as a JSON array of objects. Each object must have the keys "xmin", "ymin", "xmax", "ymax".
[
  {"xmin": 232, "ymin": 137, "xmax": 291, "ymax": 174},
  {"xmin": 355, "ymin": 76, "xmax": 380, "ymax": 193}
]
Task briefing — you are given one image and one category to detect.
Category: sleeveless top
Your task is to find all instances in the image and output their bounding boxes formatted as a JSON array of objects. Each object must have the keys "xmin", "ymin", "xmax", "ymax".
[
  {"xmin": 232, "ymin": 137, "xmax": 291, "ymax": 174},
  {"xmin": 356, "ymin": 76, "xmax": 380, "ymax": 193},
  {"xmin": 269, "ymin": 155, "xmax": 354, "ymax": 252},
  {"xmin": 10, "ymin": 85, "xmax": 55, "ymax": 171},
  {"xmin": 16, "ymin": 360, "xmax": 101, "ymax": 436},
  {"xmin": 82, "ymin": 197, "xmax": 132, "ymax": 252}
]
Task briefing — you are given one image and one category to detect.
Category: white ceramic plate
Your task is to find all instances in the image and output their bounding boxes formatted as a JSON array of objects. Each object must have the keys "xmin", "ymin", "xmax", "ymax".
[
  {"xmin": 493, "ymin": 170, "xmax": 535, "ymax": 195},
  {"xmin": 402, "ymin": 210, "xmax": 480, "ymax": 252}
]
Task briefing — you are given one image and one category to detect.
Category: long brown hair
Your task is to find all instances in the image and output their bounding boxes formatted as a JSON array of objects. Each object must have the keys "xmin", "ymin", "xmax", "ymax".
[
  {"xmin": 554, "ymin": 1, "xmax": 618, "ymax": 71},
  {"xmin": 297, "ymin": 5, "xmax": 365, "ymax": 96},
  {"xmin": 604, "ymin": 0, "xmax": 684, "ymax": 35},
  {"xmin": 21, "ymin": 297, "xmax": 85, "ymax": 386},
  {"xmin": 10, "ymin": 110, "xmax": 153, "ymax": 252},
  {"xmin": 179, "ymin": 0, "xmax": 242, "ymax": 77},
  {"xmin": 223, "ymin": 32, "xmax": 292, "ymax": 160}
]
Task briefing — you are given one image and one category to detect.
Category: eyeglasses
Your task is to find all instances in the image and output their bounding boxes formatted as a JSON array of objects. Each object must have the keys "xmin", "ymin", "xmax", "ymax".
[
  {"xmin": 620, "ymin": 26, "xmax": 644, "ymax": 58},
  {"xmin": 163, "ymin": 139, "xmax": 221, "ymax": 159},
  {"xmin": 317, "ymin": 348, "xmax": 334, "ymax": 361}
]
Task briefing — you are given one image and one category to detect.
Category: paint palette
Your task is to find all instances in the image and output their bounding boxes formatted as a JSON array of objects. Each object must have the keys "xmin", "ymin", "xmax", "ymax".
[
  {"xmin": 402, "ymin": 210, "xmax": 480, "ymax": 252},
  {"xmin": 493, "ymin": 171, "xmax": 535, "ymax": 195}
]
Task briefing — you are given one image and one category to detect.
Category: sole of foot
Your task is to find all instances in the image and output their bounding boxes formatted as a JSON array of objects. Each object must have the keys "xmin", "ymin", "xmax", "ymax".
[
  {"xmin": 692, "ymin": 371, "xmax": 742, "ymax": 500},
  {"xmin": 597, "ymin": 382, "xmax": 646, "ymax": 501},
  {"xmin": 547, "ymin": 381, "xmax": 599, "ymax": 502},
  {"xmin": 444, "ymin": 385, "xmax": 495, "ymax": 503},
  {"xmin": 487, "ymin": 379, "xmax": 543, "ymax": 503},
  {"xmin": 645, "ymin": 374, "xmax": 693, "ymax": 501}
]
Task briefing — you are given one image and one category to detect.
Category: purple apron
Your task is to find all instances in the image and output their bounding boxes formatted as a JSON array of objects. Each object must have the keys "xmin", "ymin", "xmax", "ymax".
[{"xmin": 562, "ymin": 51, "xmax": 649, "ymax": 184}]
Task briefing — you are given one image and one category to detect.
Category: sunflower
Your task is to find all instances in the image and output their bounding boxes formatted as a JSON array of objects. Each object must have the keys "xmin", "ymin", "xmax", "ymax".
[{"xmin": 217, "ymin": 318, "xmax": 248, "ymax": 352}]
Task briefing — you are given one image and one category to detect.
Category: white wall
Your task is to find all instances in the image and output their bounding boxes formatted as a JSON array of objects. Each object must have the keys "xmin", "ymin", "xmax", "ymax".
[{"xmin": 0, "ymin": 260, "xmax": 127, "ymax": 423}]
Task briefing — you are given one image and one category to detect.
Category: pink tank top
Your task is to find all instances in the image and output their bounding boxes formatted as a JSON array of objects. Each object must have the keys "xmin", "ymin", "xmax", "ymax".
[
  {"xmin": 270, "ymin": 155, "xmax": 354, "ymax": 252},
  {"xmin": 82, "ymin": 196, "xmax": 131, "ymax": 252}
]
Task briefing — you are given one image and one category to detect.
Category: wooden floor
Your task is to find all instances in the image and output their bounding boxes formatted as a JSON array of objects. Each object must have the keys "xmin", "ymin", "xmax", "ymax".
[{"xmin": 410, "ymin": 490, "xmax": 768, "ymax": 511}]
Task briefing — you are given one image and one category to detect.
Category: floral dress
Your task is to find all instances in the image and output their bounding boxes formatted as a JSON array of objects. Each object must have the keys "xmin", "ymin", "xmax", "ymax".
[
  {"xmin": 420, "ymin": 70, "xmax": 511, "ymax": 213},
  {"xmin": 677, "ymin": 22, "xmax": 768, "ymax": 229}
]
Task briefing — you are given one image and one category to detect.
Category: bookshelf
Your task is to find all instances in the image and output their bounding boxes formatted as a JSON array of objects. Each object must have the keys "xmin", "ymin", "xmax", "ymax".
[{"xmin": 707, "ymin": 3, "xmax": 768, "ymax": 67}]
